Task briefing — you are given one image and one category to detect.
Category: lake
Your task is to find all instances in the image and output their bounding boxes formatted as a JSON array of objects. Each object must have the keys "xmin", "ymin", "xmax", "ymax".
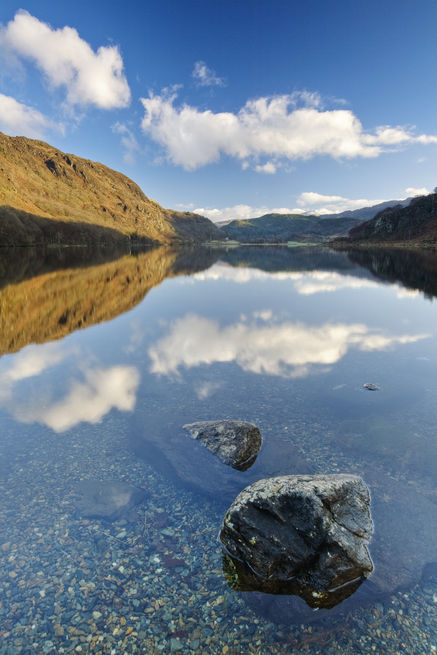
[{"xmin": 0, "ymin": 244, "xmax": 436, "ymax": 654}]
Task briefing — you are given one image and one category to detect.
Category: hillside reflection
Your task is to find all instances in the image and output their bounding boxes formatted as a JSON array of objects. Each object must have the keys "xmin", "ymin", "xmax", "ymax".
[
  {"xmin": 344, "ymin": 247, "xmax": 437, "ymax": 299},
  {"xmin": 0, "ymin": 246, "xmax": 222, "ymax": 355},
  {"xmin": 3, "ymin": 244, "xmax": 437, "ymax": 358}
]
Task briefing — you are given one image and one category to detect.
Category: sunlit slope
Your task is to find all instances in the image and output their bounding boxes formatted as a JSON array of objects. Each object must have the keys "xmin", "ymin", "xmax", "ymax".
[{"xmin": 0, "ymin": 132, "xmax": 222, "ymax": 245}]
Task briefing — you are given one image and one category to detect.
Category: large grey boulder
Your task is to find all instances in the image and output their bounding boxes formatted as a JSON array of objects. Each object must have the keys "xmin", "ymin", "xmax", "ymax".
[
  {"xmin": 183, "ymin": 420, "xmax": 262, "ymax": 470},
  {"xmin": 220, "ymin": 474, "xmax": 373, "ymax": 608}
]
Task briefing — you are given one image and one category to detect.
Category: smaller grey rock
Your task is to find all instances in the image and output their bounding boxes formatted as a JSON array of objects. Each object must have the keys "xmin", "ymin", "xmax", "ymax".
[{"xmin": 183, "ymin": 420, "xmax": 262, "ymax": 470}]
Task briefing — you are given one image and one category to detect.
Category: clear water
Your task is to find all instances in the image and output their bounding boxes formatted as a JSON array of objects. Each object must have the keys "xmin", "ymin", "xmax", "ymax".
[{"xmin": 0, "ymin": 245, "xmax": 436, "ymax": 654}]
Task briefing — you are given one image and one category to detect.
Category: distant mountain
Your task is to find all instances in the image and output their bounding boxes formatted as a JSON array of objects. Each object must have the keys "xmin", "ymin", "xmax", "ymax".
[
  {"xmin": 216, "ymin": 198, "xmax": 412, "ymax": 237},
  {"xmin": 319, "ymin": 198, "xmax": 412, "ymax": 221},
  {"xmin": 341, "ymin": 193, "xmax": 437, "ymax": 245},
  {"xmin": 0, "ymin": 132, "xmax": 222, "ymax": 246},
  {"xmin": 220, "ymin": 213, "xmax": 361, "ymax": 243}
]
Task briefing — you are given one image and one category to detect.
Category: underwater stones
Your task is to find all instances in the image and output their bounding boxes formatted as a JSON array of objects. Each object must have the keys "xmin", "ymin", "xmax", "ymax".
[
  {"xmin": 220, "ymin": 474, "xmax": 373, "ymax": 607},
  {"xmin": 73, "ymin": 480, "xmax": 147, "ymax": 521},
  {"xmin": 183, "ymin": 420, "xmax": 262, "ymax": 470}
]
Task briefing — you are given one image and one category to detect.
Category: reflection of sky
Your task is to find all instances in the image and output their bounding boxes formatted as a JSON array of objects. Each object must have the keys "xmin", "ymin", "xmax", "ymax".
[
  {"xmin": 1, "ymin": 256, "xmax": 435, "ymax": 432},
  {"xmin": 149, "ymin": 312, "xmax": 429, "ymax": 378},
  {"xmin": 191, "ymin": 264, "xmax": 419, "ymax": 298},
  {"xmin": 0, "ymin": 342, "xmax": 140, "ymax": 433}
]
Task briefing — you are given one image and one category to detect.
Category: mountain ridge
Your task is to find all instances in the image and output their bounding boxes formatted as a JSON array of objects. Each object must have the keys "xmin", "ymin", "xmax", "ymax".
[
  {"xmin": 337, "ymin": 192, "xmax": 437, "ymax": 246},
  {"xmin": 0, "ymin": 132, "xmax": 222, "ymax": 246}
]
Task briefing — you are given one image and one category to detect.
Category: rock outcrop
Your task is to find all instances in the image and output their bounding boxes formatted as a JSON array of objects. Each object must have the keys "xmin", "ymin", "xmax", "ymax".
[
  {"xmin": 183, "ymin": 420, "xmax": 262, "ymax": 470},
  {"xmin": 341, "ymin": 192, "xmax": 437, "ymax": 245},
  {"xmin": 220, "ymin": 474, "xmax": 373, "ymax": 608}
]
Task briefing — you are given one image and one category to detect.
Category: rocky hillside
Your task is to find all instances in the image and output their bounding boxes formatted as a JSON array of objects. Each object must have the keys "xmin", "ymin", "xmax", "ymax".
[
  {"xmin": 0, "ymin": 132, "xmax": 222, "ymax": 246},
  {"xmin": 220, "ymin": 213, "xmax": 359, "ymax": 243},
  {"xmin": 345, "ymin": 193, "xmax": 437, "ymax": 245}
]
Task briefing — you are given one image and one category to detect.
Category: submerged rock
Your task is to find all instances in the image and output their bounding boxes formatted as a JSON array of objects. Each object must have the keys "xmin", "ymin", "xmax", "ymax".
[
  {"xmin": 363, "ymin": 383, "xmax": 379, "ymax": 391},
  {"xmin": 183, "ymin": 420, "xmax": 262, "ymax": 470},
  {"xmin": 220, "ymin": 474, "xmax": 373, "ymax": 608},
  {"xmin": 73, "ymin": 480, "xmax": 147, "ymax": 521}
]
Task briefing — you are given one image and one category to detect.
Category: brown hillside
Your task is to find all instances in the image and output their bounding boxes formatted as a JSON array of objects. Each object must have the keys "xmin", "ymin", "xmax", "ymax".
[{"xmin": 0, "ymin": 132, "xmax": 222, "ymax": 245}]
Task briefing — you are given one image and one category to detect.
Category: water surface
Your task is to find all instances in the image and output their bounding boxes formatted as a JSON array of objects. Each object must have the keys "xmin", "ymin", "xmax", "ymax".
[{"xmin": 0, "ymin": 245, "xmax": 436, "ymax": 654}]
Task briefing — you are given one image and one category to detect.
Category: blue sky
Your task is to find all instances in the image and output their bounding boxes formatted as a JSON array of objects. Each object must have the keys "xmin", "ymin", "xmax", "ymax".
[{"xmin": 1, "ymin": 0, "xmax": 437, "ymax": 220}]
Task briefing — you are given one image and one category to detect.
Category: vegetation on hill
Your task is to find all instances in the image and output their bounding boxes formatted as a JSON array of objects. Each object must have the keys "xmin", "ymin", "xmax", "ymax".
[
  {"xmin": 220, "ymin": 212, "xmax": 359, "ymax": 243},
  {"xmin": 338, "ymin": 193, "xmax": 437, "ymax": 246},
  {"xmin": 0, "ymin": 132, "xmax": 222, "ymax": 246}
]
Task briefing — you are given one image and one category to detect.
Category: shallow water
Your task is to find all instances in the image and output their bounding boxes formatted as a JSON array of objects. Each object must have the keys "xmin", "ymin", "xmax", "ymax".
[{"xmin": 0, "ymin": 245, "xmax": 436, "ymax": 654}]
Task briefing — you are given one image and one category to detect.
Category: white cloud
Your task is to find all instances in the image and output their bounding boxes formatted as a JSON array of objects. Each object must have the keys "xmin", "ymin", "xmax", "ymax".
[
  {"xmin": 1, "ymin": 10, "xmax": 130, "ymax": 109},
  {"xmin": 14, "ymin": 365, "xmax": 140, "ymax": 432},
  {"xmin": 112, "ymin": 122, "xmax": 140, "ymax": 164},
  {"xmin": 254, "ymin": 161, "xmax": 277, "ymax": 174},
  {"xmin": 140, "ymin": 89, "xmax": 437, "ymax": 171},
  {"xmin": 405, "ymin": 186, "xmax": 430, "ymax": 197},
  {"xmin": 0, "ymin": 93, "xmax": 62, "ymax": 138},
  {"xmin": 149, "ymin": 314, "xmax": 428, "ymax": 378},
  {"xmin": 296, "ymin": 191, "xmax": 384, "ymax": 215},
  {"xmin": 192, "ymin": 61, "xmax": 225, "ymax": 87},
  {"xmin": 193, "ymin": 204, "xmax": 301, "ymax": 222}
]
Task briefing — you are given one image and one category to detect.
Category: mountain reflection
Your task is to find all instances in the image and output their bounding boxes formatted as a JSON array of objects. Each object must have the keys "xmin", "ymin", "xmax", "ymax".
[
  {"xmin": 344, "ymin": 247, "xmax": 437, "ymax": 300},
  {"xmin": 0, "ymin": 245, "xmax": 222, "ymax": 356},
  {"xmin": 3, "ymin": 245, "xmax": 437, "ymax": 358},
  {"xmin": 149, "ymin": 312, "xmax": 428, "ymax": 378}
]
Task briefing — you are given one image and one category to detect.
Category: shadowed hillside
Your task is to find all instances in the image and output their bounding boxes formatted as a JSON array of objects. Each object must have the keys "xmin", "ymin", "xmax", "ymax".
[
  {"xmin": 0, "ymin": 246, "xmax": 221, "ymax": 355},
  {"xmin": 339, "ymin": 193, "xmax": 437, "ymax": 246},
  {"xmin": 0, "ymin": 132, "xmax": 222, "ymax": 245}
]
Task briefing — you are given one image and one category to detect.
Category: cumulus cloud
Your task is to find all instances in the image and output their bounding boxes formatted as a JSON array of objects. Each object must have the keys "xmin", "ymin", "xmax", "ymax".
[
  {"xmin": 193, "ymin": 203, "xmax": 301, "ymax": 222},
  {"xmin": 254, "ymin": 161, "xmax": 277, "ymax": 174},
  {"xmin": 405, "ymin": 186, "xmax": 430, "ymax": 197},
  {"xmin": 296, "ymin": 191, "xmax": 384, "ymax": 214},
  {"xmin": 148, "ymin": 314, "xmax": 428, "ymax": 378},
  {"xmin": 112, "ymin": 122, "xmax": 140, "ymax": 164},
  {"xmin": 0, "ymin": 93, "xmax": 62, "ymax": 138},
  {"xmin": 1, "ymin": 10, "xmax": 130, "ymax": 109},
  {"xmin": 14, "ymin": 365, "xmax": 140, "ymax": 432},
  {"xmin": 192, "ymin": 61, "xmax": 225, "ymax": 87},
  {"xmin": 140, "ymin": 89, "xmax": 437, "ymax": 171}
]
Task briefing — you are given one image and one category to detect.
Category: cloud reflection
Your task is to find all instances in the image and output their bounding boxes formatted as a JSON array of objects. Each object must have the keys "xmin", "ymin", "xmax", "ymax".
[
  {"xmin": 14, "ymin": 366, "xmax": 140, "ymax": 433},
  {"xmin": 193, "ymin": 265, "xmax": 382, "ymax": 293},
  {"xmin": 0, "ymin": 343, "xmax": 140, "ymax": 432},
  {"xmin": 149, "ymin": 314, "xmax": 428, "ymax": 378}
]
